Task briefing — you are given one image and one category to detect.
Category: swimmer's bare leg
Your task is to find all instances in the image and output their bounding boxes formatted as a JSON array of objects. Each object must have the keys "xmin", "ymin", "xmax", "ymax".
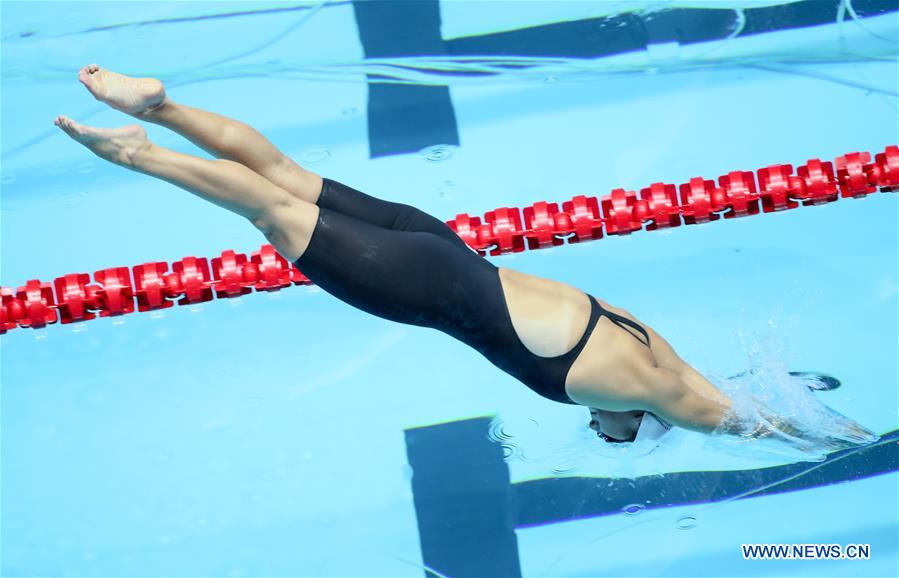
[
  {"xmin": 54, "ymin": 115, "xmax": 317, "ymax": 262},
  {"xmin": 76, "ymin": 64, "xmax": 322, "ymax": 204}
]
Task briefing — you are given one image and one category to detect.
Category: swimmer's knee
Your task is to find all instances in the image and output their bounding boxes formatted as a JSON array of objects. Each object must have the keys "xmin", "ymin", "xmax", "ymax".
[
  {"xmin": 253, "ymin": 201, "xmax": 320, "ymax": 262},
  {"xmin": 253, "ymin": 196, "xmax": 318, "ymax": 239},
  {"xmin": 264, "ymin": 157, "xmax": 322, "ymax": 204},
  {"xmin": 251, "ymin": 190, "xmax": 295, "ymax": 230}
]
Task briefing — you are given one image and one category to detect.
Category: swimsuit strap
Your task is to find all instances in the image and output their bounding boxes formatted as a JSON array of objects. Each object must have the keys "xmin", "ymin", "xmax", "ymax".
[
  {"xmin": 562, "ymin": 296, "xmax": 604, "ymax": 363},
  {"xmin": 593, "ymin": 299, "xmax": 651, "ymax": 348}
]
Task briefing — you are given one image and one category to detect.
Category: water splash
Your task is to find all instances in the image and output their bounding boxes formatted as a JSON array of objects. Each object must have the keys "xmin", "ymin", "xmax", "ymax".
[{"xmin": 706, "ymin": 336, "xmax": 879, "ymax": 462}]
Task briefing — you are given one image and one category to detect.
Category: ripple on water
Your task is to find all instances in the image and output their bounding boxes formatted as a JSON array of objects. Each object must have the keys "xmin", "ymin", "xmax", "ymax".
[
  {"xmin": 677, "ymin": 516, "xmax": 697, "ymax": 530},
  {"xmin": 61, "ymin": 191, "xmax": 87, "ymax": 208},
  {"xmin": 487, "ymin": 419, "xmax": 514, "ymax": 443},
  {"xmin": 299, "ymin": 149, "xmax": 331, "ymax": 164},
  {"xmin": 551, "ymin": 463, "xmax": 576, "ymax": 474},
  {"xmin": 420, "ymin": 144, "xmax": 455, "ymax": 162}
]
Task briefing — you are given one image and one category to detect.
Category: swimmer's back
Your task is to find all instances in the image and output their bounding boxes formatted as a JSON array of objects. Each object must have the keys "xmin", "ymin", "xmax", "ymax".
[{"xmin": 498, "ymin": 267, "xmax": 592, "ymax": 358}]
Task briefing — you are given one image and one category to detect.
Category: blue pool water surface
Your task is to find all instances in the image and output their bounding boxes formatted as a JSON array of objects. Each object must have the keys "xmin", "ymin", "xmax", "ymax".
[{"xmin": 1, "ymin": 2, "xmax": 897, "ymax": 576}]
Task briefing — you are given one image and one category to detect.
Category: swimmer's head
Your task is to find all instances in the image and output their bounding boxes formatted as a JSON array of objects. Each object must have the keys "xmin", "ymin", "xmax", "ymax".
[{"xmin": 588, "ymin": 408, "xmax": 644, "ymax": 443}]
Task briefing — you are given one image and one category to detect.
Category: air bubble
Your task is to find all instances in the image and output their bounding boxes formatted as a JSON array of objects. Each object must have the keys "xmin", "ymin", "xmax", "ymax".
[
  {"xmin": 544, "ymin": 75, "xmax": 557, "ymax": 83},
  {"xmin": 677, "ymin": 516, "xmax": 697, "ymax": 530},
  {"xmin": 420, "ymin": 145, "xmax": 455, "ymax": 162},
  {"xmin": 341, "ymin": 107, "xmax": 359, "ymax": 116}
]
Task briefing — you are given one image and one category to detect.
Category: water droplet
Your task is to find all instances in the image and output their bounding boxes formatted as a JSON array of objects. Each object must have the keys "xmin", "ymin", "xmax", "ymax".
[
  {"xmin": 622, "ymin": 503, "xmax": 645, "ymax": 516},
  {"xmin": 0, "ymin": 173, "xmax": 16, "ymax": 185},
  {"xmin": 646, "ymin": 68, "xmax": 659, "ymax": 75},
  {"xmin": 420, "ymin": 144, "xmax": 455, "ymax": 162},
  {"xmin": 19, "ymin": 29, "xmax": 37, "ymax": 38},
  {"xmin": 677, "ymin": 516, "xmax": 697, "ymax": 530},
  {"xmin": 341, "ymin": 107, "xmax": 359, "ymax": 116},
  {"xmin": 78, "ymin": 163, "xmax": 95, "ymax": 174},
  {"xmin": 544, "ymin": 75, "xmax": 557, "ymax": 83},
  {"xmin": 300, "ymin": 149, "xmax": 331, "ymax": 164}
]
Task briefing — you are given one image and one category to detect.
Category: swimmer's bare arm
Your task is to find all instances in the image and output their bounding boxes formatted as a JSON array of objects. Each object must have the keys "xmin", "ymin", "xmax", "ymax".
[
  {"xmin": 630, "ymin": 364, "xmax": 732, "ymax": 434},
  {"xmin": 641, "ymin": 329, "xmax": 793, "ymax": 437},
  {"xmin": 617, "ymin": 319, "xmax": 734, "ymax": 433}
]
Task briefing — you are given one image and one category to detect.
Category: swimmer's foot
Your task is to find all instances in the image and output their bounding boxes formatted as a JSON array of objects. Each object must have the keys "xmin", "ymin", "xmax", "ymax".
[
  {"xmin": 78, "ymin": 64, "xmax": 166, "ymax": 117},
  {"xmin": 54, "ymin": 115, "xmax": 151, "ymax": 167}
]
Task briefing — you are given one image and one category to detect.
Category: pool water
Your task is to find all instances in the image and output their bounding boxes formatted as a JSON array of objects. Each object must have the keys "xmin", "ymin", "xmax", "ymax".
[{"xmin": 1, "ymin": 2, "xmax": 897, "ymax": 576}]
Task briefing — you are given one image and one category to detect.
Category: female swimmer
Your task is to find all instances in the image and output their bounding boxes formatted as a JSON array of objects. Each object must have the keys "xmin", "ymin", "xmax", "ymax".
[{"xmin": 55, "ymin": 65, "xmax": 877, "ymax": 449}]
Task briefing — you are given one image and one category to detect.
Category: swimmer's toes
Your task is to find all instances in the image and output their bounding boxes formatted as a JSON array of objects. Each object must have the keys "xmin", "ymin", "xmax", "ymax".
[
  {"xmin": 78, "ymin": 65, "xmax": 166, "ymax": 116},
  {"xmin": 55, "ymin": 116, "xmax": 148, "ymax": 165}
]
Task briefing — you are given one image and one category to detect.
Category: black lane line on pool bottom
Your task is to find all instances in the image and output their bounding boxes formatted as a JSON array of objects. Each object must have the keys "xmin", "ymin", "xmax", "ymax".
[
  {"xmin": 351, "ymin": 0, "xmax": 460, "ymax": 159},
  {"xmin": 404, "ymin": 418, "xmax": 898, "ymax": 578},
  {"xmin": 352, "ymin": 0, "xmax": 897, "ymax": 159}
]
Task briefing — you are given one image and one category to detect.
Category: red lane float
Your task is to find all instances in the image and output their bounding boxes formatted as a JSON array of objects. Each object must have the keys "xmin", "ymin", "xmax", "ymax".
[{"xmin": 2, "ymin": 145, "xmax": 897, "ymax": 334}]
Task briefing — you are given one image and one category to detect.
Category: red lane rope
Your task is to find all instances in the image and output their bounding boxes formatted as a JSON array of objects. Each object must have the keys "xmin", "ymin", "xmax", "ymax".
[{"xmin": 2, "ymin": 146, "xmax": 897, "ymax": 334}]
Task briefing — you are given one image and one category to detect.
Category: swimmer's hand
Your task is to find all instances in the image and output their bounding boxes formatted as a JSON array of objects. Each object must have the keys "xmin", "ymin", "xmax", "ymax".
[{"xmin": 734, "ymin": 398, "xmax": 879, "ymax": 453}]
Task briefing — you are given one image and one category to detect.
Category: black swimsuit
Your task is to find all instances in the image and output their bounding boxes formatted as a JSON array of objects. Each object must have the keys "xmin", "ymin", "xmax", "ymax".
[{"xmin": 296, "ymin": 179, "xmax": 651, "ymax": 404}]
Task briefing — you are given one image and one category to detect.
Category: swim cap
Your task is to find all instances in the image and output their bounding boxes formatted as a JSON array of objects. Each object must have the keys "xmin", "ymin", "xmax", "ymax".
[{"xmin": 633, "ymin": 412, "xmax": 673, "ymax": 445}]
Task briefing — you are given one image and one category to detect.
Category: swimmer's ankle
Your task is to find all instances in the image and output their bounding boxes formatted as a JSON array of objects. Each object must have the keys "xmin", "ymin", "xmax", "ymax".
[
  {"xmin": 137, "ymin": 96, "xmax": 171, "ymax": 121},
  {"xmin": 124, "ymin": 140, "xmax": 155, "ymax": 169}
]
